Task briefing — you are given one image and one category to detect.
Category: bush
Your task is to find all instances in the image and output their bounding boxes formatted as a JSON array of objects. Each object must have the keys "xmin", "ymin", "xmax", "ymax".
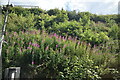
[{"xmin": 2, "ymin": 30, "xmax": 119, "ymax": 79}]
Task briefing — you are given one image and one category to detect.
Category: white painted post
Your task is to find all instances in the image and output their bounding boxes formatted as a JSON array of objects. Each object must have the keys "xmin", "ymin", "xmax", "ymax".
[
  {"xmin": 0, "ymin": 9, "xmax": 9, "ymax": 80},
  {"xmin": 4, "ymin": 67, "xmax": 21, "ymax": 80}
]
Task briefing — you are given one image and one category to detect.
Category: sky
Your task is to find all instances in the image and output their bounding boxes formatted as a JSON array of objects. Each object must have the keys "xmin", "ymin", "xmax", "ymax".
[{"xmin": 1, "ymin": 0, "xmax": 120, "ymax": 15}]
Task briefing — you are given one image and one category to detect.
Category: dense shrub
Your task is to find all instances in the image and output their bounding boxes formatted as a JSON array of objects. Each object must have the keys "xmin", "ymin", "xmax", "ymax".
[{"xmin": 2, "ymin": 30, "xmax": 119, "ymax": 79}]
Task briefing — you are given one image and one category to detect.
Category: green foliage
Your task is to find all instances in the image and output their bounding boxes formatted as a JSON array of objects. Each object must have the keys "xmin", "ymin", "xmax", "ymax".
[
  {"xmin": 2, "ymin": 30, "xmax": 119, "ymax": 79},
  {"xmin": 79, "ymin": 14, "xmax": 91, "ymax": 26},
  {"xmin": 29, "ymin": 8, "xmax": 44, "ymax": 15},
  {"xmin": 34, "ymin": 13, "xmax": 56, "ymax": 29},
  {"xmin": 53, "ymin": 10, "xmax": 68, "ymax": 23},
  {"xmin": 109, "ymin": 24, "xmax": 119, "ymax": 39},
  {"xmin": 10, "ymin": 7, "xmax": 30, "ymax": 16},
  {"xmin": 67, "ymin": 10, "xmax": 78, "ymax": 21},
  {"xmin": 49, "ymin": 21, "xmax": 110, "ymax": 45},
  {"xmin": 50, "ymin": 21, "xmax": 81, "ymax": 36},
  {"xmin": 47, "ymin": 8, "xmax": 61, "ymax": 16},
  {"xmin": 7, "ymin": 13, "xmax": 35, "ymax": 32},
  {"xmin": 1, "ymin": 7, "xmax": 119, "ymax": 79}
]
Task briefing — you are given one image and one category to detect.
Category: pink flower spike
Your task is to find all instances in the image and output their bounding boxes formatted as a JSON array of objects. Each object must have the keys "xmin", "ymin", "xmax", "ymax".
[
  {"xmin": 29, "ymin": 42, "xmax": 32, "ymax": 45},
  {"xmin": 45, "ymin": 46, "xmax": 49, "ymax": 51},
  {"xmin": 59, "ymin": 36, "xmax": 61, "ymax": 39},
  {"xmin": 56, "ymin": 45, "xmax": 58, "ymax": 48},
  {"xmin": 77, "ymin": 41, "xmax": 80, "ymax": 45},
  {"xmin": 68, "ymin": 36, "xmax": 71, "ymax": 40},
  {"xmin": 62, "ymin": 36, "xmax": 65, "ymax": 40},
  {"xmin": 63, "ymin": 44, "xmax": 66, "ymax": 48},
  {"xmin": 37, "ymin": 44, "xmax": 40, "ymax": 47},
  {"xmin": 53, "ymin": 33, "xmax": 57, "ymax": 36},
  {"xmin": 27, "ymin": 47, "xmax": 32, "ymax": 50},
  {"xmin": 32, "ymin": 61, "xmax": 34, "ymax": 65},
  {"xmin": 14, "ymin": 32, "xmax": 17, "ymax": 34}
]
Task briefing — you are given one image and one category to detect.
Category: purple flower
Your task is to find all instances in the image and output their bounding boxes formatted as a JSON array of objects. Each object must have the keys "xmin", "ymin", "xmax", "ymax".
[
  {"xmin": 31, "ymin": 43, "xmax": 40, "ymax": 48},
  {"xmin": 77, "ymin": 41, "xmax": 80, "ymax": 45},
  {"xmin": 53, "ymin": 33, "xmax": 58, "ymax": 38},
  {"xmin": 32, "ymin": 61, "xmax": 34, "ymax": 65},
  {"xmin": 37, "ymin": 45, "xmax": 40, "ymax": 47},
  {"xmin": 56, "ymin": 45, "xmax": 58, "ymax": 48},
  {"xmin": 45, "ymin": 46, "xmax": 49, "ymax": 51},
  {"xmin": 74, "ymin": 37, "xmax": 77, "ymax": 42},
  {"xmin": 53, "ymin": 33, "xmax": 57, "ymax": 36},
  {"xmin": 27, "ymin": 47, "xmax": 32, "ymax": 50},
  {"xmin": 68, "ymin": 36, "xmax": 72, "ymax": 40},
  {"xmin": 62, "ymin": 36, "xmax": 65, "ymax": 40},
  {"xmin": 29, "ymin": 42, "xmax": 32, "ymax": 45},
  {"xmin": 14, "ymin": 32, "xmax": 17, "ymax": 35},
  {"xmin": 63, "ymin": 44, "xmax": 66, "ymax": 48},
  {"xmin": 59, "ymin": 35, "xmax": 62, "ymax": 39}
]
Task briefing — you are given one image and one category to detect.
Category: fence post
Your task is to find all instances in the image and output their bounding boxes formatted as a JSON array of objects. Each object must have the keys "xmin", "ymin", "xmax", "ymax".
[{"xmin": 4, "ymin": 67, "xmax": 21, "ymax": 80}]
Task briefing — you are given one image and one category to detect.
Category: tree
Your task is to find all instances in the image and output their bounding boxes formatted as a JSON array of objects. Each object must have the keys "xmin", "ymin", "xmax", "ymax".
[
  {"xmin": 47, "ymin": 8, "xmax": 61, "ymax": 16},
  {"xmin": 29, "ymin": 8, "xmax": 44, "ymax": 15},
  {"xmin": 10, "ymin": 7, "xmax": 30, "ymax": 16},
  {"xmin": 79, "ymin": 14, "xmax": 90, "ymax": 26},
  {"xmin": 54, "ymin": 10, "xmax": 68, "ymax": 23},
  {"xmin": 67, "ymin": 10, "xmax": 78, "ymax": 21}
]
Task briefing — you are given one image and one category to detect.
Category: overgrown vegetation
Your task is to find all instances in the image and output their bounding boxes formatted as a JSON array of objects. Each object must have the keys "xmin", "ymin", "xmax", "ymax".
[{"xmin": 1, "ymin": 7, "xmax": 120, "ymax": 79}]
